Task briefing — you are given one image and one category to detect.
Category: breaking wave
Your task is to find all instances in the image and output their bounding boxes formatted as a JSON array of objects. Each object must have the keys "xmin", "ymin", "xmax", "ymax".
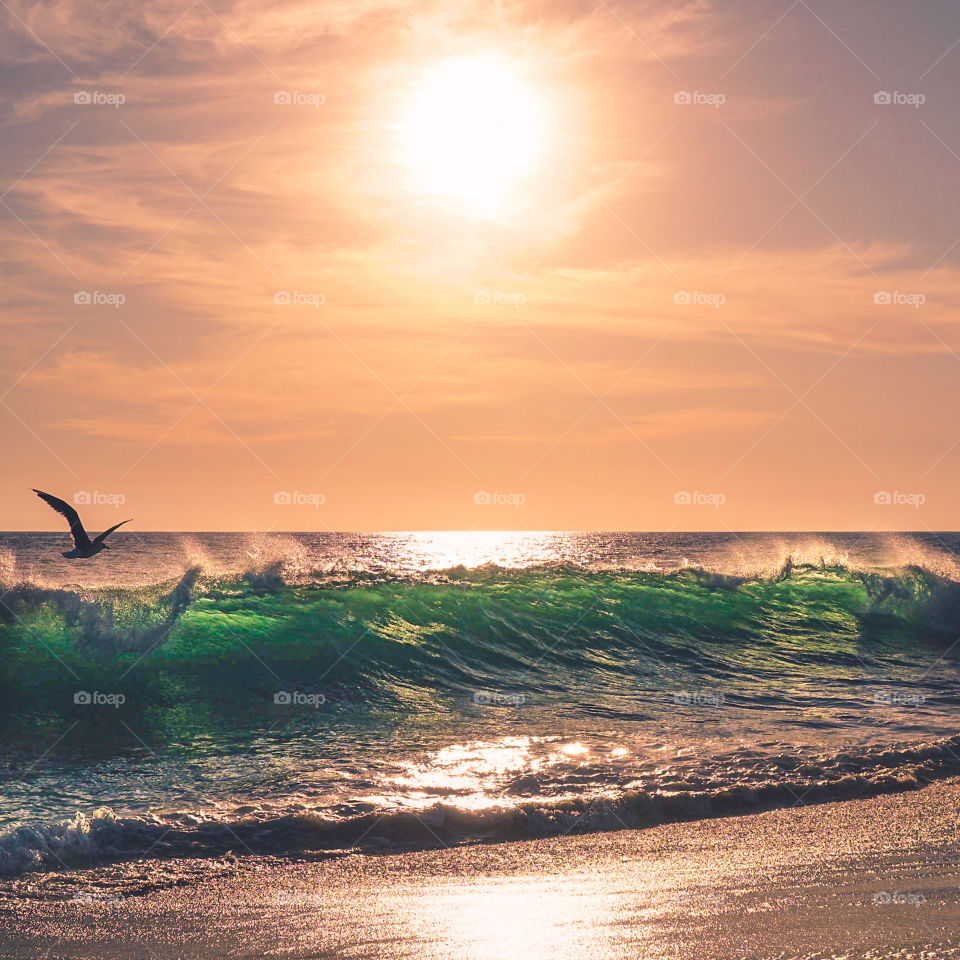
[{"xmin": 2, "ymin": 541, "xmax": 959, "ymax": 878}]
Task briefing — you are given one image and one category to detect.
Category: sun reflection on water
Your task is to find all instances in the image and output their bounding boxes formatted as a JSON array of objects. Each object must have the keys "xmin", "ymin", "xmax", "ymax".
[
  {"xmin": 373, "ymin": 736, "xmax": 627, "ymax": 811},
  {"xmin": 384, "ymin": 737, "xmax": 537, "ymax": 807},
  {"xmin": 386, "ymin": 531, "xmax": 576, "ymax": 571},
  {"xmin": 411, "ymin": 877, "xmax": 618, "ymax": 960}
]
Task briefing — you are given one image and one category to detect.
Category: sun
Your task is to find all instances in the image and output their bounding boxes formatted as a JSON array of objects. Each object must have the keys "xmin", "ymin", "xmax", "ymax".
[{"xmin": 403, "ymin": 57, "xmax": 541, "ymax": 218}]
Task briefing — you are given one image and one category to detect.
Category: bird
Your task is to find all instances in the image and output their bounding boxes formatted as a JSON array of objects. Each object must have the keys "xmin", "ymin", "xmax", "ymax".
[{"xmin": 33, "ymin": 489, "xmax": 133, "ymax": 558}]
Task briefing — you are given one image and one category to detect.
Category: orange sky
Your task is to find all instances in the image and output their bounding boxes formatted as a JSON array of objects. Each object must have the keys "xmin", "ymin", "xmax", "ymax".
[{"xmin": 3, "ymin": 0, "xmax": 960, "ymax": 531}]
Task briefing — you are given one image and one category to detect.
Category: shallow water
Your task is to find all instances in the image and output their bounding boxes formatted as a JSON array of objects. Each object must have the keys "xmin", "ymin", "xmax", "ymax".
[{"xmin": 1, "ymin": 531, "xmax": 958, "ymax": 875}]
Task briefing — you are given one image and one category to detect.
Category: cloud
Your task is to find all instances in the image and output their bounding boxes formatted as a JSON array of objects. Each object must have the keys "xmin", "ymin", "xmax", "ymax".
[{"xmin": 4, "ymin": 0, "xmax": 960, "ymax": 527}]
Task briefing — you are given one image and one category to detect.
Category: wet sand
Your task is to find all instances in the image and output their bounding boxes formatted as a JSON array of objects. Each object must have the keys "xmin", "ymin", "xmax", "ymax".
[{"xmin": 2, "ymin": 779, "xmax": 959, "ymax": 959}]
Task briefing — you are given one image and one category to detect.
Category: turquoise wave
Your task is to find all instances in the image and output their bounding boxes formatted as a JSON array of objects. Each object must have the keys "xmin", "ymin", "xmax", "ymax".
[{"xmin": 1, "ymin": 561, "xmax": 957, "ymax": 743}]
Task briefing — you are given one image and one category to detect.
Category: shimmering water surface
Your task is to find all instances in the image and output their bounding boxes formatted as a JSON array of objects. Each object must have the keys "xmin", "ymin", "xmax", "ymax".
[{"xmin": 1, "ymin": 531, "xmax": 958, "ymax": 875}]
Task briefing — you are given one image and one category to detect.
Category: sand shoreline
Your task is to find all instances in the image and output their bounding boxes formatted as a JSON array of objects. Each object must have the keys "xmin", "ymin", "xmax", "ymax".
[{"xmin": 3, "ymin": 779, "xmax": 959, "ymax": 959}]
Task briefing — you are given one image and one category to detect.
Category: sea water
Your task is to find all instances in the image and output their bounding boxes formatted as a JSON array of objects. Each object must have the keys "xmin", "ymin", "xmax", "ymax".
[{"xmin": 0, "ymin": 531, "xmax": 958, "ymax": 875}]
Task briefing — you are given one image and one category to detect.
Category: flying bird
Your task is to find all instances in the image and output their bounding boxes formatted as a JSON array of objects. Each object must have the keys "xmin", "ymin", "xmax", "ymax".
[{"xmin": 33, "ymin": 489, "xmax": 132, "ymax": 559}]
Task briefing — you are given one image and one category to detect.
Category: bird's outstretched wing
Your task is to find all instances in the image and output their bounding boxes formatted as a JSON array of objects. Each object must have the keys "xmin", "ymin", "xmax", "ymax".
[
  {"xmin": 93, "ymin": 519, "xmax": 133, "ymax": 545},
  {"xmin": 33, "ymin": 489, "xmax": 91, "ymax": 549}
]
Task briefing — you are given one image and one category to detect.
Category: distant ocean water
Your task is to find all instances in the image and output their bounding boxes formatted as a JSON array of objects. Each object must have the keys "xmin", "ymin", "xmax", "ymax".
[{"xmin": 1, "ymin": 531, "xmax": 959, "ymax": 878}]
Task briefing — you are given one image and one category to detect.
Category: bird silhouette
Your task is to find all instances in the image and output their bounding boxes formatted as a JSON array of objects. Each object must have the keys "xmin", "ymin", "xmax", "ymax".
[{"xmin": 33, "ymin": 489, "xmax": 133, "ymax": 558}]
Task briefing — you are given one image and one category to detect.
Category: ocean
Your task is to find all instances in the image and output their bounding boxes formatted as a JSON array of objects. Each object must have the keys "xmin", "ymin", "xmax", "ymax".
[{"xmin": 1, "ymin": 531, "xmax": 958, "ymax": 878}]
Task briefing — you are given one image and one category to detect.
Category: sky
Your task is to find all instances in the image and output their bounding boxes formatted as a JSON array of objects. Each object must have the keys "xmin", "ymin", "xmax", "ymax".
[{"xmin": 3, "ymin": 0, "xmax": 960, "ymax": 532}]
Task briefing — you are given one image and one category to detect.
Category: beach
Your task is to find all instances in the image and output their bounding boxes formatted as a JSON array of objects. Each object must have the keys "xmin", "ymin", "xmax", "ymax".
[{"xmin": 3, "ymin": 778, "xmax": 958, "ymax": 959}]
